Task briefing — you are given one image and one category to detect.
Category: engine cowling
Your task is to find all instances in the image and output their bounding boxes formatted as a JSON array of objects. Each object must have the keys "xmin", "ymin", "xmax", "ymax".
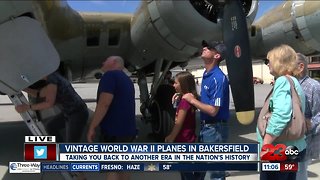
[
  {"xmin": 128, "ymin": 0, "xmax": 258, "ymax": 69},
  {"xmin": 190, "ymin": 0, "xmax": 258, "ymax": 25},
  {"xmin": 250, "ymin": 1, "xmax": 320, "ymax": 58}
]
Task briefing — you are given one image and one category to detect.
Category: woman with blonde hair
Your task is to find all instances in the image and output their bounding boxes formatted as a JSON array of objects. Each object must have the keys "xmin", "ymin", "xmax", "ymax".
[{"xmin": 257, "ymin": 44, "xmax": 307, "ymax": 180}]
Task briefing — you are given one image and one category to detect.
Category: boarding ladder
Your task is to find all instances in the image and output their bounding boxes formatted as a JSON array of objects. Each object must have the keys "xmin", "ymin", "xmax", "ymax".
[{"xmin": 8, "ymin": 92, "xmax": 79, "ymax": 180}]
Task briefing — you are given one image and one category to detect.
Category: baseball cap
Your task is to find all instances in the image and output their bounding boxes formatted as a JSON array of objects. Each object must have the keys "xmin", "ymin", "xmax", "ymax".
[{"xmin": 202, "ymin": 40, "xmax": 226, "ymax": 61}]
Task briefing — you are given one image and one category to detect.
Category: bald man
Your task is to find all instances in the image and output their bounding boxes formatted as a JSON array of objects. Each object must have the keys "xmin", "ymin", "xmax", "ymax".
[{"xmin": 87, "ymin": 56, "xmax": 136, "ymax": 180}]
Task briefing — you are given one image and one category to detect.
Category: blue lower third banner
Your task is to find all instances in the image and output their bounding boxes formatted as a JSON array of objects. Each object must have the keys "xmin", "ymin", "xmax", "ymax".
[
  {"xmin": 160, "ymin": 163, "xmax": 258, "ymax": 171},
  {"xmin": 101, "ymin": 163, "xmax": 146, "ymax": 171},
  {"xmin": 41, "ymin": 162, "xmax": 257, "ymax": 172},
  {"xmin": 100, "ymin": 163, "xmax": 258, "ymax": 172},
  {"xmin": 42, "ymin": 163, "xmax": 100, "ymax": 172},
  {"xmin": 42, "ymin": 163, "xmax": 70, "ymax": 172}
]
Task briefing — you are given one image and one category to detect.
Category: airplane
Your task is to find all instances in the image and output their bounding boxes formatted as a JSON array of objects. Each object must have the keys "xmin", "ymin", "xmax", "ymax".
[{"xmin": 0, "ymin": 0, "xmax": 319, "ymax": 140}]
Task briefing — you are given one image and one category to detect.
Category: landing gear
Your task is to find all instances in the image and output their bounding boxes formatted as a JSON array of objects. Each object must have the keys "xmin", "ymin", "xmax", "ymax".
[
  {"xmin": 150, "ymin": 84, "xmax": 175, "ymax": 140},
  {"xmin": 137, "ymin": 59, "xmax": 176, "ymax": 141},
  {"xmin": 150, "ymin": 100, "xmax": 162, "ymax": 135}
]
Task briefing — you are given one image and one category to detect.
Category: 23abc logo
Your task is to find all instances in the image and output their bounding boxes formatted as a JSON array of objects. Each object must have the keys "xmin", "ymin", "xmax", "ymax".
[{"xmin": 261, "ymin": 144, "xmax": 299, "ymax": 161}]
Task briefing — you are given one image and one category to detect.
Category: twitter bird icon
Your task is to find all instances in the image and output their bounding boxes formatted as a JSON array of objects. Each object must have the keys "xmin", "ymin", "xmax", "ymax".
[{"xmin": 34, "ymin": 146, "xmax": 47, "ymax": 159}]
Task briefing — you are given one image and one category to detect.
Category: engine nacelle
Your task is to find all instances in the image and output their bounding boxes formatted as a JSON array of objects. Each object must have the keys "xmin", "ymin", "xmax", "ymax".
[
  {"xmin": 128, "ymin": 0, "xmax": 258, "ymax": 69},
  {"xmin": 250, "ymin": 1, "xmax": 320, "ymax": 58},
  {"xmin": 190, "ymin": 0, "xmax": 258, "ymax": 26}
]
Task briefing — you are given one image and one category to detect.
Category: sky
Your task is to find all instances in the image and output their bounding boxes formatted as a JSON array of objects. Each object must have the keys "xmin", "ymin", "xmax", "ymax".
[
  {"xmin": 67, "ymin": 0, "xmax": 283, "ymax": 20},
  {"xmin": 67, "ymin": 0, "xmax": 140, "ymax": 13}
]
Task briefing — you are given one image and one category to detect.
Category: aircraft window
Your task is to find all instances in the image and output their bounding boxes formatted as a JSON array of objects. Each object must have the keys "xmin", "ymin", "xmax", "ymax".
[
  {"xmin": 108, "ymin": 29, "xmax": 121, "ymax": 46},
  {"xmin": 86, "ymin": 26, "xmax": 100, "ymax": 46}
]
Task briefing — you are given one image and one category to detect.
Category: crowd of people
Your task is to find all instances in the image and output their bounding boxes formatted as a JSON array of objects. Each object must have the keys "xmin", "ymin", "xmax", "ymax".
[{"xmin": 14, "ymin": 41, "xmax": 320, "ymax": 180}]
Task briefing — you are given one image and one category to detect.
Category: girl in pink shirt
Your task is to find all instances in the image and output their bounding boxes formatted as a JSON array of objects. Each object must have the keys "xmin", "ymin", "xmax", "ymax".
[{"xmin": 165, "ymin": 71, "xmax": 198, "ymax": 143}]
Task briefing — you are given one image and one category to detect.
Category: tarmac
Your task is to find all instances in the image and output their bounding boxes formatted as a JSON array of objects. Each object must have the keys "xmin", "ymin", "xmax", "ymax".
[{"xmin": 0, "ymin": 83, "xmax": 319, "ymax": 180}]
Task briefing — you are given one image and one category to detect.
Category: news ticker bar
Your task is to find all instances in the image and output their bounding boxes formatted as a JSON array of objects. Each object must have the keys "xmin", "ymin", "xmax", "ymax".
[
  {"xmin": 9, "ymin": 162, "xmax": 258, "ymax": 173},
  {"xmin": 261, "ymin": 162, "xmax": 298, "ymax": 172}
]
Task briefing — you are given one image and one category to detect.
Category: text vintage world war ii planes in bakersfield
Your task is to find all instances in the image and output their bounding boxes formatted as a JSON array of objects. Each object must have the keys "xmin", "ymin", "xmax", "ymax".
[{"xmin": 0, "ymin": 0, "xmax": 320, "ymax": 140}]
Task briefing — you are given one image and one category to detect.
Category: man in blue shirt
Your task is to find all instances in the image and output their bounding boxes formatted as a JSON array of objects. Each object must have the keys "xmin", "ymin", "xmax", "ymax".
[
  {"xmin": 183, "ymin": 41, "xmax": 230, "ymax": 180},
  {"xmin": 87, "ymin": 56, "xmax": 136, "ymax": 180}
]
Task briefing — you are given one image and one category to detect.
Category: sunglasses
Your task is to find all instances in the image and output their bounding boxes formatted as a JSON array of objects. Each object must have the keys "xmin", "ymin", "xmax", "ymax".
[{"xmin": 264, "ymin": 59, "xmax": 269, "ymax": 65}]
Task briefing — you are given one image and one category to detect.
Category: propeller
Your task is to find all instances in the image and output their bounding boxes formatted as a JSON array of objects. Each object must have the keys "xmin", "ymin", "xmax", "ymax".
[
  {"xmin": 222, "ymin": 0, "xmax": 255, "ymax": 125},
  {"xmin": 189, "ymin": 0, "xmax": 223, "ymax": 23}
]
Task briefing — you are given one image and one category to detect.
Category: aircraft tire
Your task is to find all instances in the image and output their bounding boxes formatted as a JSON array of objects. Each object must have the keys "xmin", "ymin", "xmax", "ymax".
[
  {"xmin": 150, "ymin": 100, "xmax": 162, "ymax": 136},
  {"xmin": 150, "ymin": 84, "xmax": 175, "ymax": 141},
  {"xmin": 161, "ymin": 109, "xmax": 174, "ymax": 138}
]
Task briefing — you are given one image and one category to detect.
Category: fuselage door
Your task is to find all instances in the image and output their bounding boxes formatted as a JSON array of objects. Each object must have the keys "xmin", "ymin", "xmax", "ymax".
[{"xmin": 0, "ymin": 17, "xmax": 59, "ymax": 95}]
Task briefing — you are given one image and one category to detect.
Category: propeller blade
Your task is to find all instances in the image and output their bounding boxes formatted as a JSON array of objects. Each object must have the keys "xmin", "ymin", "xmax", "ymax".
[{"xmin": 223, "ymin": 0, "xmax": 255, "ymax": 125}]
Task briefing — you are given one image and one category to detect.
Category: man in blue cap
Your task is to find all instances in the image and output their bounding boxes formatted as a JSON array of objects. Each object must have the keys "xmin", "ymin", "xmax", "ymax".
[{"xmin": 183, "ymin": 40, "xmax": 230, "ymax": 180}]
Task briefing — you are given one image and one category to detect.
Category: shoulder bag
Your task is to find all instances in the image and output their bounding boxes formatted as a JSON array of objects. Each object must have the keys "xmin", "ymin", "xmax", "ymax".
[{"xmin": 257, "ymin": 75, "xmax": 306, "ymax": 141}]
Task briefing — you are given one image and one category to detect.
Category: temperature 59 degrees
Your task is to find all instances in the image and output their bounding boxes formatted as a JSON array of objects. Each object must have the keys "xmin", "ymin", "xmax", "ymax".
[
  {"xmin": 280, "ymin": 162, "xmax": 298, "ymax": 172},
  {"xmin": 162, "ymin": 164, "xmax": 172, "ymax": 170}
]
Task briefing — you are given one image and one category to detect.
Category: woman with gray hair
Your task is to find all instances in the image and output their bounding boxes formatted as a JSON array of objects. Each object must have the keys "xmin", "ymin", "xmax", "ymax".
[{"xmin": 295, "ymin": 53, "xmax": 320, "ymax": 180}]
